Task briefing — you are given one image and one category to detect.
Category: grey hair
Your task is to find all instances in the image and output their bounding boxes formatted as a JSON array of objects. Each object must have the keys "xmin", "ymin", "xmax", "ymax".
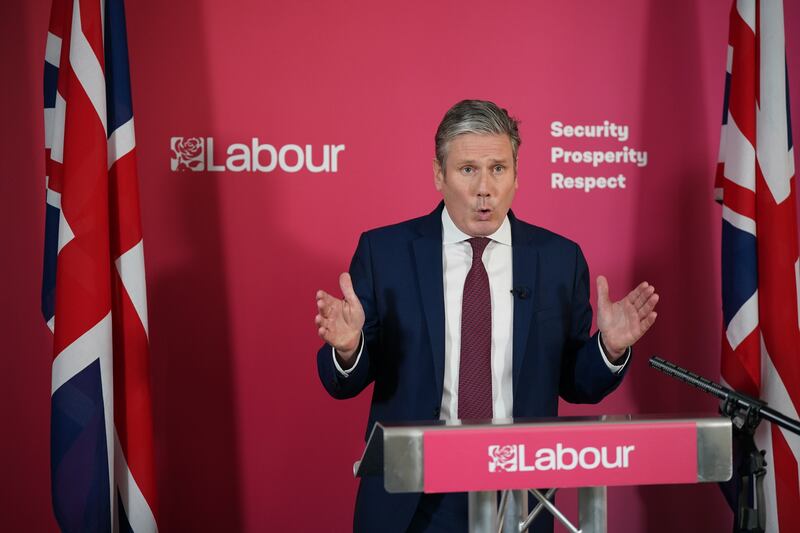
[{"xmin": 435, "ymin": 100, "xmax": 521, "ymax": 168}]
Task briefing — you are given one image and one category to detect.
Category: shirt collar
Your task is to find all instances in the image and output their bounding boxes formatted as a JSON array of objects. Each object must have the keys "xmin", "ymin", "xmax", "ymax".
[{"xmin": 441, "ymin": 206, "xmax": 512, "ymax": 246}]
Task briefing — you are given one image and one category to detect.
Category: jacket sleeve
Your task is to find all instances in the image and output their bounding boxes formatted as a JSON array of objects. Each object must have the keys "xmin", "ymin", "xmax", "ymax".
[
  {"xmin": 559, "ymin": 244, "xmax": 629, "ymax": 403},
  {"xmin": 317, "ymin": 232, "xmax": 379, "ymax": 399}
]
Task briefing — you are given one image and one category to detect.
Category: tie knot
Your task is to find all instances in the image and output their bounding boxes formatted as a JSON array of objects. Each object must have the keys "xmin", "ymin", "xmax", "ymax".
[{"xmin": 468, "ymin": 237, "xmax": 490, "ymax": 261}]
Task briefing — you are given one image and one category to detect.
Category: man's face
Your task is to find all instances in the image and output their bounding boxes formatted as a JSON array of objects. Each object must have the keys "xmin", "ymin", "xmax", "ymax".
[{"xmin": 434, "ymin": 133, "xmax": 518, "ymax": 237}]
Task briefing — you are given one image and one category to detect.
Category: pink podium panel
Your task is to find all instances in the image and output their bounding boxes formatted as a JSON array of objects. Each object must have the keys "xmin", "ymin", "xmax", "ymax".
[{"xmin": 423, "ymin": 422, "xmax": 697, "ymax": 493}]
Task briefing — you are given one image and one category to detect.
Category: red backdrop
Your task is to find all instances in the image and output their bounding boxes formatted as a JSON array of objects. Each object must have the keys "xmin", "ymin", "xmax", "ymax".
[{"xmin": 4, "ymin": 0, "xmax": 800, "ymax": 531}]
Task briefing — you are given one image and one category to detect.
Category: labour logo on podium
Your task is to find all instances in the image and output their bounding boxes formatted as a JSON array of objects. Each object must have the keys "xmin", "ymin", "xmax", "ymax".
[{"xmin": 488, "ymin": 445, "xmax": 518, "ymax": 472}]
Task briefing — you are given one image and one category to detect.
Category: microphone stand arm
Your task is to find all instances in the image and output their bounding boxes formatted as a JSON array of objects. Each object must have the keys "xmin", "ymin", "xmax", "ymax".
[{"xmin": 648, "ymin": 356, "xmax": 800, "ymax": 533}]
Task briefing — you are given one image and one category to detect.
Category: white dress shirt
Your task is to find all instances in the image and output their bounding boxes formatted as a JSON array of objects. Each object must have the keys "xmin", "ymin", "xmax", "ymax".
[
  {"xmin": 440, "ymin": 207, "xmax": 514, "ymax": 421},
  {"xmin": 333, "ymin": 207, "xmax": 628, "ymax": 421}
]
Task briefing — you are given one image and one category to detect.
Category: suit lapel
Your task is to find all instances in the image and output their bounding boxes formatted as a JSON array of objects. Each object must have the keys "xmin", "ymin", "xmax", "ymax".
[
  {"xmin": 510, "ymin": 212, "xmax": 537, "ymax": 393},
  {"xmin": 412, "ymin": 206, "xmax": 446, "ymax": 402}
]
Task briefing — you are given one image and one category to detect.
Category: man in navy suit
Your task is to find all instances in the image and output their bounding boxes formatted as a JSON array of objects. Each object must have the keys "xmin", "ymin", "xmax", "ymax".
[{"xmin": 315, "ymin": 100, "xmax": 659, "ymax": 532}]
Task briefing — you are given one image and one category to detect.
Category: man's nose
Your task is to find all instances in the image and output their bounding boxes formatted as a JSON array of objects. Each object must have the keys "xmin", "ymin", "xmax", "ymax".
[{"xmin": 475, "ymin": 169, "xmax": 491, "ymax": 196}]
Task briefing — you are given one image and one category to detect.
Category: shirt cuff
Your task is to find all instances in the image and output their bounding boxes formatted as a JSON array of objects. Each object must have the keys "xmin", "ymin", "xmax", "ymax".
[
  {"xmin": 598, "ymin": 334, "xmax": 630, "ymax": 374},
  {"xmin": 332, "ymin": 331, "xmax": 365, "ymax": 377}
]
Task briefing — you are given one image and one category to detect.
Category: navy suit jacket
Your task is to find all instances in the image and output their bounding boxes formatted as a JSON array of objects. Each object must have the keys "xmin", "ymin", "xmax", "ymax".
[{"xmin": 317, "ymin": 203, "xmax": 628, "ymax": 532}]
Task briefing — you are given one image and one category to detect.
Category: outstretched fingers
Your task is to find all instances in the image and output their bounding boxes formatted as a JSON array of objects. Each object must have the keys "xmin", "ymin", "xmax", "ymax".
[
  {"xmin": 316, "ymin": 290, "xmax": 339, "ymax": 317},
  {"xmin": 628, "ymin": 282, "xmax": 652, "ymax": 309},
  {"xmin": 637, "ymin": 292, "xmax": 659, "ymax": 319},
  {"xmin": 641, "ymin": 311, "xmax": 658, "ymax": 333},
  {"xmin": 315, "ymin": 289, "xmax": 341, "ymax": 342}
]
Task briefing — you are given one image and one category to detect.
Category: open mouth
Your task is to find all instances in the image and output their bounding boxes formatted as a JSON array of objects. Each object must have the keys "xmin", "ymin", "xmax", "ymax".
[{"xmin": 476, "ymin": 207, "xmax": 492, "ymax": 221}]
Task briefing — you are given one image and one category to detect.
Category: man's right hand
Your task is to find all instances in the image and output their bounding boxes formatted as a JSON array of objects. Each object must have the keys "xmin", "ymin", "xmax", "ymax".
[{"xmin": 316, "ymin": 272, "xmax": 365, "ymax": 368}]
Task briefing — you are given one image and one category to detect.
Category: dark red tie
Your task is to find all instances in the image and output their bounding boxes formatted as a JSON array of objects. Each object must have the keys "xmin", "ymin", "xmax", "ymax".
[{"xmin": 458, "ymin": 237, "xmax": 493, "ymax": 420}]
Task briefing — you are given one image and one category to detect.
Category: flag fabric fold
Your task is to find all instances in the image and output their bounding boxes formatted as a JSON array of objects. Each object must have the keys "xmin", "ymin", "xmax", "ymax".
[
  {"xmin": 42, "ymin": 0, "xmax": 158, "ymax": 531},
  {"xmin": 716, "ymin": 0, "xmax": 800, "ymax": 531}
]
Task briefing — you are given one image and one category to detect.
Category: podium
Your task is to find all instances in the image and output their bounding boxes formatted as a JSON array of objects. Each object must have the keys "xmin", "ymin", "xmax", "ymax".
[{"xmin": 355, "ymin": 415, "xmax": 732, "ymax": 533}]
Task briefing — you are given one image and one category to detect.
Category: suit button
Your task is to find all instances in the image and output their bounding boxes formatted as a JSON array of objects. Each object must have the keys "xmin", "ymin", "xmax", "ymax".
[{"xmin": 433, "ymin": 407, "xmax": 440, "ymax": 418}]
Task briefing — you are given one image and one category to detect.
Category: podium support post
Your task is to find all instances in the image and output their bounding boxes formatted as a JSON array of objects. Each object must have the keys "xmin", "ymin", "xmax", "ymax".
[
  {"xmin": 468, "ymin": 491, "xmax": 497, "ymax": 532},
  {"xmin": 579, "ymin": 486, "xmax": 607, "ymax": 533},
  {"xmin": 502, "ymin": 490, "xmax": 528, "ymax": 533}
]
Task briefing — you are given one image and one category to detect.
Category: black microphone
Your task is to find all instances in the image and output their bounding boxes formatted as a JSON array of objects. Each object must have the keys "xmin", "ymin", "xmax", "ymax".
[
  {"xmin": 648, "ymin": 356, "xmax": 800, "ymax": 436},
  {"xmin": 510, "ymin": 287, "xmax": 530, "ymax": 299},
  {"xmin": 649, "ymin": 356, "xmax": 729, "ymax": 397}
]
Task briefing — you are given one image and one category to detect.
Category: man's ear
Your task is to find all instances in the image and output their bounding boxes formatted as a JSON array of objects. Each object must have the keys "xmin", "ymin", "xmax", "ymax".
[{"xmin": 433, "ymin": 158, "xmax": 444, "ymax": 191}]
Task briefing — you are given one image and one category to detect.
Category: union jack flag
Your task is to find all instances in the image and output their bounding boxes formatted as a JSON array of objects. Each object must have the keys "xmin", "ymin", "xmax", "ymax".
[
  {"xmin": 716, "ymin": 0, "xmax": 800, "ymax": 531},
  {"xmin": 42, "ymin": 0, "xmax": 158, "ymax": 530}
]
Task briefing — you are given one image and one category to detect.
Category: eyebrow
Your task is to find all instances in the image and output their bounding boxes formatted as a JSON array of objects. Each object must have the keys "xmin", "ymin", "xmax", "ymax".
[{"xmin": 455, "ymin": 158, "xmax": 510, "ymax": 165}]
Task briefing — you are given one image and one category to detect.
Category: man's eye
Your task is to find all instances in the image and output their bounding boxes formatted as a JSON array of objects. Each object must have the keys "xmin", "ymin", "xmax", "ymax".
[
  {"xmin": 494, "ymin": 165, "xmax": 505, "ymax": 173},
  {"xmin": 462, "ymin": 166, "xmax": 474, "ymax": 174}
]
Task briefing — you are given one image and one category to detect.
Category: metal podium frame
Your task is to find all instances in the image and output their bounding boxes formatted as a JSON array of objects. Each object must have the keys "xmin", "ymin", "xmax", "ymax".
[{"xmin": 354, "ymin": 415, "xmax": 732, "ymax": 533}]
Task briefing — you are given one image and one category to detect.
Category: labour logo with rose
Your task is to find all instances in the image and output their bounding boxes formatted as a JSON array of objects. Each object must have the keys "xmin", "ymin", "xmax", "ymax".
[
  {"xmin": 488, "ymin": 444, "xmax": 518, "ymax": 472},
  {"xmin": 171, "ymin": 137, "xmax": 204, "ymax": 171}
]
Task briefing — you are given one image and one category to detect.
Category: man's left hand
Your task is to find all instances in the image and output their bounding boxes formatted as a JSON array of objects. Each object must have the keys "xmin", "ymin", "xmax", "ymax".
[{"xmin": 596, "ymin": 275, "xmax": 659, "ymax": 362}]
